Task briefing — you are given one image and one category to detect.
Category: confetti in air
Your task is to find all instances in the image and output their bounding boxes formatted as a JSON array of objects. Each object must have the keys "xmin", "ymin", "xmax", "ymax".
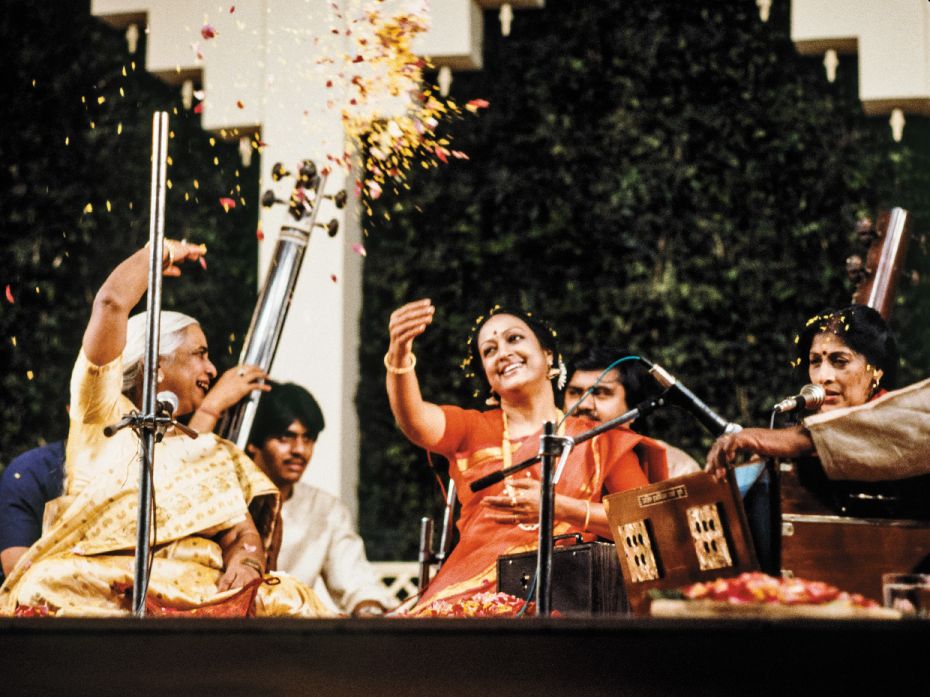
[
  {"xmin": 325, "ymin": 0, "xmax": 488, "ymax": 218},
  {"xmin": 219, "ymin": 197, "xmax": 237, "ymax": 212}
]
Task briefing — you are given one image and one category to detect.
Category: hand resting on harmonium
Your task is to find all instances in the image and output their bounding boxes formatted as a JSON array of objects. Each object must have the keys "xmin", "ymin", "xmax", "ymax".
[{"xmin": 706, "ymin": 426, "xmax": 815, "ymax": 482}]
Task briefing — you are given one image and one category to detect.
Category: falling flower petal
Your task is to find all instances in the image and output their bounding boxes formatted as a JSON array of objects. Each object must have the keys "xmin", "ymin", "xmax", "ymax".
[
  {"xmin": 330, "ymin": 274, "xmax": 338, "ymax": 283},
  {"xmin": 194, "ymin": 102, "xmax": 204, "ymax": 114},
  {"xmin": 256, "ymin": 222, "xmax": 265, "ymax": 241},
  {"xmin": 4, "ymin": 285, "xmax": 13, "ymax": 303},
  {"xmin": 201, "ymin": 24, "xmax": 217, "ymax": 40},
  {"xmin": 351, "ymin": 243, "xmax": 367, "ymax": 257},
  {"xmin": 199, "ymin": 257, "xmax": 208, "ymax": 270},
  {"xmin": 219, "ymin": 197, "xmax": 237, "ymax": 212},
  {"xmin": 465, "ymin": 98, "xmax": 490, "ymax": 113},
  {"xmin": 236, "ymin": 100, "xmax": 245, "ymax": 109},
  {"xmin": 366, "ymin": 180, "xmax": 382, "ymax": 199}
]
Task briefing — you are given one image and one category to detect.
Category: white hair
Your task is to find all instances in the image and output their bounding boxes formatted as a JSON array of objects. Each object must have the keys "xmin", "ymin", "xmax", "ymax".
[{"xmin": 121, "ymin": 311, "xmax": 200, "ymax": 395}]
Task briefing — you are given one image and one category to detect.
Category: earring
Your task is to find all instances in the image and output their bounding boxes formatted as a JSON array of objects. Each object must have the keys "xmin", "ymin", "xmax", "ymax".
[
  {"xmin": 547, "ymin": 358, "xmax": 568, "ymax": 390},
  {"xmin": 485, "ymin": 391, "xmax": 500, "ymax": 406}
]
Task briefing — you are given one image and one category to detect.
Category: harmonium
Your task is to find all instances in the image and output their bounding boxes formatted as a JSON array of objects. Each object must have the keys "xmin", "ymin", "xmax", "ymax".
[
  {"xmin": 497, "ymin": 535, "xmax": 627, "ymax": 615},
  {"xmin": 778, "ymin": 457, "xmax": 930, "ymax": 603},
  {"xmin": 603, "ymin": 471, "xmax": 758, "ymax": 615}
]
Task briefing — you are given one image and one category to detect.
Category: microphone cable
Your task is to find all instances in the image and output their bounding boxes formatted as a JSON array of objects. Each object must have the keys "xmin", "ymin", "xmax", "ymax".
[{"xmin": 559, "ymin": 355, "xmax": 645, "ymax": 427}]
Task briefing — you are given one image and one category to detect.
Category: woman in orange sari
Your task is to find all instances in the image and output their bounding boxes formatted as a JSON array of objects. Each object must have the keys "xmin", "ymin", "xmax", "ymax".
[{"xmin": 385, "ymin": 300, "xmax": 666, "ymax": 612}]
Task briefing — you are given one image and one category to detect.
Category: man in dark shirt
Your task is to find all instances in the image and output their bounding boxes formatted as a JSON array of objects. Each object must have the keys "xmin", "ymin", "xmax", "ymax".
[{"xmin": 0, "ymin": 441, "xmax": 66, "ymax": 580}]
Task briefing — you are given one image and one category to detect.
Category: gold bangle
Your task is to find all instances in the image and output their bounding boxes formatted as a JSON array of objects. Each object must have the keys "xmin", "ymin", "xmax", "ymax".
[
  {"xmin": 384, "ymin": 352, "xmax": 416, "ymax": 375},
  {"xmin": 582, "ymin": 499, "xmax": 591, "ymax": 531},
  {"xmin": 241, "ymin": 557, "xmax": 264, "ymax": 574}
]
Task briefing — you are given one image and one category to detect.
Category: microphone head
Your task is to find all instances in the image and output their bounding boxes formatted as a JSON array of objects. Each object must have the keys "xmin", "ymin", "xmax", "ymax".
[
  {"xmin": 156, "ymin": 390, "xmax": 179, "ymax": 415},
  {"xmin": 799, "ymin": 383, "xmax": 826, "ymax": 411}
]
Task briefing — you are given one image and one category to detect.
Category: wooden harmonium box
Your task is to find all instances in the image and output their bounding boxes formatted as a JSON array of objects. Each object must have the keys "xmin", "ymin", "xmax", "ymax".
[
  {"xmin": 604, "ymin": 471, "xmax": 758, "ymax": 615},
  {"xmin": 780, "ymin": 458, "xmax": 930, "ymax": 603},
  {"xmin": 497, "ymin": 538, "xmax": 626, "ymax": 615}
]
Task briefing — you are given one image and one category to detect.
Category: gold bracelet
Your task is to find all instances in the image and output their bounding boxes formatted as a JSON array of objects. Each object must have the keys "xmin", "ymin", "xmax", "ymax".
[
  {"xmin": 582, "ymin": 499, "xmax": 591, "ymax": 531},
  {"xmin": 241, "ymin": 557, "xmax": 264, "ymax": 574},
  {"xmin": 383, "ymin": 352, "xmax": 416, "ymax": 375}
]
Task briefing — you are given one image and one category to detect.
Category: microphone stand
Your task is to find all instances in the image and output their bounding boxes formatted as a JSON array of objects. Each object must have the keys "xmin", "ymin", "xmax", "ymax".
[
  {"xmin": 100, "ymin": 112, "xmax": 173, "ymax": 618},
  {"xmin": 470, "ymin": 393, "xmax": 669, "ymax": 616}
]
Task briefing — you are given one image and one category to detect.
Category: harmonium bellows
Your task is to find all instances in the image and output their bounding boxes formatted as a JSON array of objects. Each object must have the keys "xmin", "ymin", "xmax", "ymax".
[{"xmin": 497, "ymin": 539, "xmax": 626, "ymax": 615}]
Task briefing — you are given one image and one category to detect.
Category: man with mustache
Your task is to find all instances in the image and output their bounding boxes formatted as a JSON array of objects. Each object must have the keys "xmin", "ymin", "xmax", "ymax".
[
  {"xmin": 246, "ymin": 382, "xmax": 395, "ymax": 617},
  {"xmin": 562, "ymin": 346, "xmax": 702, "ymax": 478}
]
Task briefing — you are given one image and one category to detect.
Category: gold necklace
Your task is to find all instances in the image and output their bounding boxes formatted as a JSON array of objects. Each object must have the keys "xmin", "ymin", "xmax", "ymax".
[{"xmin": 501, "ymin": 409, "xmax": 564, "ymax": 530}]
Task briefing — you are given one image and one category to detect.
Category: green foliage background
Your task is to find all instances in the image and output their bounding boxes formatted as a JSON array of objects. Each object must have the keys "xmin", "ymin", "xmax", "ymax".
[
  {"xmin": 0, "ymin": 1, "xmax": 259, "ymax": 465},
  {"xmin": 1, "ymin": 1, "xmax": 928, "ymax": 564},
  {"xmin": 356, "ymin": 0, "xmax": 930, "ymax": 559}
]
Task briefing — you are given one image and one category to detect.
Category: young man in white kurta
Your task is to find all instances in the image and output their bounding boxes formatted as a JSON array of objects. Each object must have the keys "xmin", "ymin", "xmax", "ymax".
[{"xmin": 246, "ymin": 382, "xmax": 395, "ymax": 616}]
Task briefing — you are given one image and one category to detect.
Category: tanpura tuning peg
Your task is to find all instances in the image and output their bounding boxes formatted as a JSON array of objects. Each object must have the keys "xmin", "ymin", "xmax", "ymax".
[
  {"xmin": 314, "ymin": 219, "xmax": 339, "ymax": 237},
  {"xmin": 845, "ymin": 255, "xmax": 868, "ymax": 284},
  {"xmin": 271, "ymin": 163, "xmax": 290, "ymax": 181},
  {"xmin": 261, "ymin": 189, "xmax": 285, "ymax": 208},
  {"xmin": 854, "ymin": 217, "xmax": 876, "ymax": 245},
  {"xmin": 325, "ymin": 190, "xmax": 348, "ymax": 209},
  {"xmin": 298, "ymin": 160, "xmax": 318, "ymax": 183}
]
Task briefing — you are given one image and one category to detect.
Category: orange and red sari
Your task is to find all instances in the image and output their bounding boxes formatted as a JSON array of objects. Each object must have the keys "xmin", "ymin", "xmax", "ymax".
[{"xmin": 411, "ymin": 406, "xmax": 666, "ymax": 612}]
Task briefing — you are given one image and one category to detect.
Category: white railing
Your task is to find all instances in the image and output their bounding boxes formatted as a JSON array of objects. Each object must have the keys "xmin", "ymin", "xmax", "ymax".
[{"xmin": 371, "ymin": 561, "xmax": 425, "ymax": 605}]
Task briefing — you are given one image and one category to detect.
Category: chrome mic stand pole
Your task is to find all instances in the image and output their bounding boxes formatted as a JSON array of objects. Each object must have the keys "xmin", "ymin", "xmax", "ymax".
[
  {"xmin": 131, "ymin": 111, "xmax": 169, "ymax": 617},
  {"xmin": 536, "ymin": 421, "xmax": 558, "ymax": 617}
]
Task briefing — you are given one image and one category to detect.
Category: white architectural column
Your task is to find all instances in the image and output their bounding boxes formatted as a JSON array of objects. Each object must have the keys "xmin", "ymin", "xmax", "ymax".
[
  {"xmin": 91, "ymin": 0, "xmax": 544, "ymax": 518},
  {"xmin": 792, "ymin": 0, "xmax": 930, "ymax": 118}
]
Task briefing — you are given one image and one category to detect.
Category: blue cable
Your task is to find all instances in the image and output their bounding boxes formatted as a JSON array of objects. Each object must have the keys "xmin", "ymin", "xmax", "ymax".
[{"xmin": 559, "ymin": 355, "xmax": 644, "ymax": 426}]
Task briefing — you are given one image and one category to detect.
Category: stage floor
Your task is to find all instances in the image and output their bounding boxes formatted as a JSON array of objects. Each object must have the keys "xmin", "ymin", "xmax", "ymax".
[{"xmin": 3, "ymin": 615, "xmax": 926, "ymax": 696}]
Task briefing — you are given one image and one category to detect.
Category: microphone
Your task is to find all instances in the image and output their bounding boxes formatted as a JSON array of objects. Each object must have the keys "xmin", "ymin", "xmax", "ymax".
[
  {"xmin": 153, "ymin": 391, "xmax": 179, "ymax": 442},
  {"xmin": 772, "ymin": 384, "xmax": 825, "ymax": 414},
  {"xmin": 156, "ymin": 391, "xmax": 179, "ymax": 417},
  {"xmin": 646, "ymin": 363, "xmax": 741, "ymax": 437}
]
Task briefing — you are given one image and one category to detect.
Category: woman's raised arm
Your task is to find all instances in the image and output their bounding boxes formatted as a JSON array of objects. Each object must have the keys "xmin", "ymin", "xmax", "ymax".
[
  {"xmin": 385, "ymin": 299, "xmax": 446, "ymax": 449},
  {"xmin": 82, "ymin": 241, "xmax": 206, "ymax": 366}
]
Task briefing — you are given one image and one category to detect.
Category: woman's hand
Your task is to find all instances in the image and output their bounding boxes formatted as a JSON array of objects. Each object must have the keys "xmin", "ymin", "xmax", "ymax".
[
  {"xmin": 482, "ymin": 477, "xmax": 542, "ymax": 525},
  {"xmin": 190, "ymin": 365, "xmax": 270, "ymax": 433},
  {"xmin": 216, "ymin": 557, "xmax": 262, "ymax": 592},
  {"xmin": 386, "ymin": 299, "xmax": 434, "ymax": 370},
  {"xmin": 384, "ymin": 299, "xmax": 445, "ymax": 448},
  {"xmin": 706, "ymin": 426, "xmax": 815, "ymax": 481},
  {"xmin": 215, "ymin": 516, "xmax": 265, "ymax": 592},
  {"xmin": 161, "ymin": 239, "xmax": 207, "ymax": 277}
]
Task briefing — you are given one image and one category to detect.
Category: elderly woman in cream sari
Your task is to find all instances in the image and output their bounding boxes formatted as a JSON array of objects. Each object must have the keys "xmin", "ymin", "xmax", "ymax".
[{"xmin": 0, "ymin": 243, "xmax": 327, "ymax": 617}]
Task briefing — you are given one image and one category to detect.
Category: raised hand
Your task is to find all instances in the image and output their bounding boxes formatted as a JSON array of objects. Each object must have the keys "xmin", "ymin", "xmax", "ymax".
[{"xmin": 386, "ymin": 298, "xmax": 435, "ymax": 369}]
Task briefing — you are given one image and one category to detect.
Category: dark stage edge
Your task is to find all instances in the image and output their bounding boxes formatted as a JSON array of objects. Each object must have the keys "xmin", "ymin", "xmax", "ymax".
[{"xmin": 3, "ymin": 616, "xmax": 925, "ymax": 696}]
